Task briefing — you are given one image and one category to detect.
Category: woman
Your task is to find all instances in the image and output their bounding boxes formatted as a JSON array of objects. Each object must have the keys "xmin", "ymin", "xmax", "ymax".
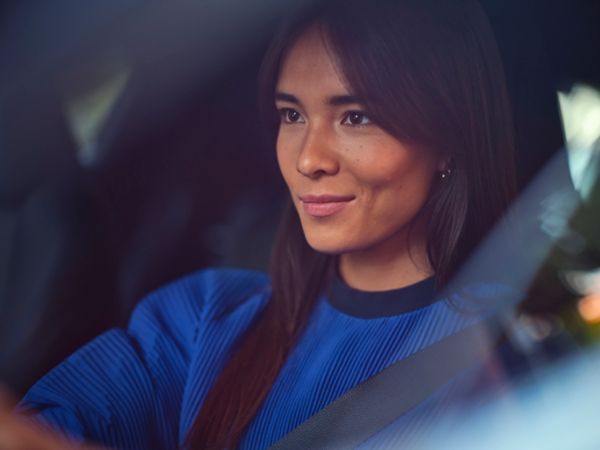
[{"xmin": 1, "ymin": 0, "xmax": 517, "ymax": 448}]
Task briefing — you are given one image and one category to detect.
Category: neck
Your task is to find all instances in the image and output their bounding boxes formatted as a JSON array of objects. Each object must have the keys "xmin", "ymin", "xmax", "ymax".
[{"xmin": 338, "ymin": 230, "xmax": 432, "ymax": 292}]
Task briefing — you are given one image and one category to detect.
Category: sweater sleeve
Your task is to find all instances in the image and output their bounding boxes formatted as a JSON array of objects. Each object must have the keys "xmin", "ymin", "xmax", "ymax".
[
  {"xmin": 18, "ymin": 268, "xmax": 270, "ymax": 449},
  {"xmin": 18, "ymin": 273, "xmax": 205, "ymax": 450}
]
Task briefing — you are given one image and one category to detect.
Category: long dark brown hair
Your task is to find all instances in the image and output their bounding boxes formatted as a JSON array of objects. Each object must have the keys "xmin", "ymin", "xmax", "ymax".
[{"xmin": 185, "ymin": 0, "xmax": 517, "ymax": 448}]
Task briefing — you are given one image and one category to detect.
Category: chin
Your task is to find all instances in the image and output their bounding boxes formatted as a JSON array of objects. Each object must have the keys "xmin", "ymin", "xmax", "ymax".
[
  {"xmin": 303, "ymin": 233, "xmax": 355, "ymax": 256},
  {"xmin": 307, "ymin": 243, "xmax": 345, "ymax": 256},
  {"xmin": 299, "ymin": 218, "xmax": 367, "ymax": 255}
]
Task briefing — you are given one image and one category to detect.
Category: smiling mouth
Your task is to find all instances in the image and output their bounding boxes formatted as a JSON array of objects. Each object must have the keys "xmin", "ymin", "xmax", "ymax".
[{"xmin": 299, "ymin": 194, "xmax": 355, "ymax": 218}]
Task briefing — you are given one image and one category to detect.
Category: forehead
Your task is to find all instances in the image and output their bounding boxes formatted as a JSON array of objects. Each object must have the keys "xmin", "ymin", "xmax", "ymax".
[{"xmin": 276, "ymin": 25, "xmax": 351, "ymax": 96}]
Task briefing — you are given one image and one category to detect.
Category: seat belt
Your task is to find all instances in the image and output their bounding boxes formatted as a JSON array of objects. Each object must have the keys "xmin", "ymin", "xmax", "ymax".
[{"xmin": 268, "ymin": 323, "xmax": 494, "ymax": 450}]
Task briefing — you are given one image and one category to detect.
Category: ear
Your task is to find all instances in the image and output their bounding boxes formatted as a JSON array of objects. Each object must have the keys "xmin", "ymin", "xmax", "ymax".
[{"xmin": 436, "ymin": 156, "xmax": 451, "ymax": 172}]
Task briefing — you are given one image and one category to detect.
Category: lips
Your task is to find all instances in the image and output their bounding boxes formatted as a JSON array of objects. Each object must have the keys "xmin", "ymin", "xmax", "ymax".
[{"xmin": 298, "ymin": 194, "xmax": 355, "ymax": 217}]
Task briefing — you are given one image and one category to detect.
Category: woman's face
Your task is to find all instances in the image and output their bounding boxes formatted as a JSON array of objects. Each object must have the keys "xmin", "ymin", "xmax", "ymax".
[{"xmin": 275, "ymin": 26, "xmax": 445, "ymax": 259}]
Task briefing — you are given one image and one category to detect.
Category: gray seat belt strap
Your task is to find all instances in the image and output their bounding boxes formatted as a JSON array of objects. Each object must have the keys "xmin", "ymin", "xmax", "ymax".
[{"xmin": 268, "ymin": 323, "xmax": 492, "ymax": 450}]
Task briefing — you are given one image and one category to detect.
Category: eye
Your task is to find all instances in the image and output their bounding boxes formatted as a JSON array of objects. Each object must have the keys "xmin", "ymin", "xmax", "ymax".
[
  {"xmin": 278, "ymin": 108, "xmax": 305, "ymax": 124},
  {"xmin": 342, "ymin": 111, "xmax": 371, "ymax": 126}
]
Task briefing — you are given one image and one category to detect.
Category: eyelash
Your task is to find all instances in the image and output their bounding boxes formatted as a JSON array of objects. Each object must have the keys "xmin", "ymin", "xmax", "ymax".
[
  {"xmin": 277, "ymin": 108, "xmax": 372, "ymax": 127},
  {"xmin": 341, "ymin": 111, "xmax": 371, "ymax": 126},
  {"xmin": 278, "ymin": 108, "xmax": 304, "ymax": 124}
]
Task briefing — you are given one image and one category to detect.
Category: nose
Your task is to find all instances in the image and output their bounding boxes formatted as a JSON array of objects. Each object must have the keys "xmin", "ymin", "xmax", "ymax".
[{"xmin": 296, "ymin": 125, "xmax": 340, "ymax": 178}]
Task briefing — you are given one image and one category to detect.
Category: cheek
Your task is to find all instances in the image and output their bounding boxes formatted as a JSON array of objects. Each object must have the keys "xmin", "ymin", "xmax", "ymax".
[
  {"xmin": 353, "ymin": 147, "xmax": 438, "ymax": 209},
  {"xmin": 276, "ymin": 136, "xmax": 295, "ymax": 187},
  {"xmin": 352, "ymin": 152, "xmax": 413, "ymax": 190}
]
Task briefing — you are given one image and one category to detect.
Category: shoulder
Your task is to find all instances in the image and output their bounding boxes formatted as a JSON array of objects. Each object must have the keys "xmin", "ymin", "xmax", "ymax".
[
  {"xmin": 134, "ymin": 267, "xmax": 270, "ymax": 320},
  {"xmin": 443, "ymin": 281, "xmax": 519, "ymax": 318},
  {"xmin": 128, "ymin": 267, "xmax": 271, "ymax": 348},
  {"xmin": 19, "ymin": 268, "xmax": 271, "ymax": 446}
]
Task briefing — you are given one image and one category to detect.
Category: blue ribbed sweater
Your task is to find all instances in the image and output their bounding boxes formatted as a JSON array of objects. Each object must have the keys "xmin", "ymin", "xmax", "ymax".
[{"xmin": 20, "ymin": 268, "xmax": 496, "ymax": 449}]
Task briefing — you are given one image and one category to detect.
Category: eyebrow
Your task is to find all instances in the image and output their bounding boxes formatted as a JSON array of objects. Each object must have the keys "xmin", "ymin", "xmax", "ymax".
[
  {"xmin": 328, "ymin": 95, "xmax": 363, "ymax": 106},
  {"xmin": 275, "ymin": 92, "xmax": 364, "ymax": 107}
]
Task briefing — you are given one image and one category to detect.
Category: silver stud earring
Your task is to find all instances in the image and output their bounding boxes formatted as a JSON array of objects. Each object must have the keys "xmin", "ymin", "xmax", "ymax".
[{"xmin": 440, "ymin": 168, "xmax": 452, "ymax": 180}]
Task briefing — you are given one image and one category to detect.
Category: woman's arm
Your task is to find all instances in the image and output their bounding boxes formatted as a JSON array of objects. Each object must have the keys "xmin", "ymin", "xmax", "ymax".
[
  {"xmin": 8, "ymin": 272, "xmax": 203, "ymax": 450},
  {"xmin": 0, "ymin": 387, "xmax": 109, "ymax": 450},
  {"xmin": 2, "ymin": 268, "xmax": 268, "ymax": 449}
]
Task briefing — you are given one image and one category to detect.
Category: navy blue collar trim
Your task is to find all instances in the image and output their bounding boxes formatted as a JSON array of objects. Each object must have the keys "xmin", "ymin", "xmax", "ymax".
[{"xmin": 326, "ymin": 272, "xmax": 438, "ymax": 319}]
